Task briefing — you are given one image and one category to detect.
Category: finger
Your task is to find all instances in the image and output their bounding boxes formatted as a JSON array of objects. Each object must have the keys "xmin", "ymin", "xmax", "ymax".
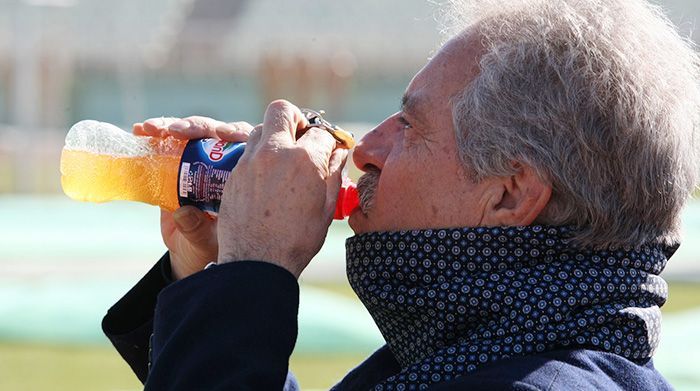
[
  {"xmin": 297, "ymin": 127, "xmax": 338, "ymax": 172},
  {"xmin": 325, "ymin": 148, "xmax": 349, "ymax": 216},
  {"xmin": 160, "ymin": 208, "xmax": 177, "ymax": 239},
  {"xmin": 246, "ymin": 125, "xmax": 264, "ymax": 150},
  {"xmin": 297, "ymin": 126, "xmax": 338, "ymax": 157},
  {"xmin": 172, "ymin": 206, "xmax": 218, "ymax": 249},
  {"xmin": 260, "ymin": 100, "xmax": 309, "ymax": 147},
  {"xmin": 237, "ymin": 125, "xmax": 262, "ymax": 164},
  {"xmin": 133, "ymin": 123, "xmax": 147, "ymax": 136},
  {"xmin": 216, "ymin": 121, "xmax": 254, "ymax": 143},
  {"xmin": 167, "ymin": 116, "xmax": 227, "ymax": 140},
  {"xmin": 143, "ymin": 117, "xmax": 180, "ymax": 137}
]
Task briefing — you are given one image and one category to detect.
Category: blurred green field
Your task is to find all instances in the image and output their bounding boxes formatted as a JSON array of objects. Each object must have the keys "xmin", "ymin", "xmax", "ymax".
[
  {"xmin": 1, "ymin": 281, "xmax": 698, "ymax": 391},
  {"xmin": 2, "ymin": 195, "xmax": 699, "ymax": 390},
  {"xmin": 0, "ymin": 343, "xmax": 370, "ymax": 391}
]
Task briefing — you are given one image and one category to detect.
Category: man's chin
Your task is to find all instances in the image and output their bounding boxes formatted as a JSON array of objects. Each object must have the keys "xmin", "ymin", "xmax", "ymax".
[{"xmin": 348, "ymin": 209, "xmax": 368, "ymax": 234}]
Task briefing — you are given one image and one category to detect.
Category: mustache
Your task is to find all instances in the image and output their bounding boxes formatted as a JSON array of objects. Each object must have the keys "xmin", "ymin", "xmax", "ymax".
[{"xmin": 356, "ymin": 167, "xmax": 380, "ymax": 213}]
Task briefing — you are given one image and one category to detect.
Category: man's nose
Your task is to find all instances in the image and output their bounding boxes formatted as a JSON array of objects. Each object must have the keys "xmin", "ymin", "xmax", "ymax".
[{"xmin": 352, "ymin": 115, "xmax": 398, "ymax": 172}]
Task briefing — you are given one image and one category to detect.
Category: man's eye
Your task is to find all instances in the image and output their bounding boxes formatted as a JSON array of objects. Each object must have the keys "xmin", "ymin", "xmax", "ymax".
[{"xmin": 398, "ymin": 116, "xmax": 413, "ymax": 129}]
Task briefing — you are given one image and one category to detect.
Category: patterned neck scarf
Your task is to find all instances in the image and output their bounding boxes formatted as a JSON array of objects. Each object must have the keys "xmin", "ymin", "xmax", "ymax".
[{"xmin": 345, "ymin": 226, "xmax": 674, "ymax": 390}]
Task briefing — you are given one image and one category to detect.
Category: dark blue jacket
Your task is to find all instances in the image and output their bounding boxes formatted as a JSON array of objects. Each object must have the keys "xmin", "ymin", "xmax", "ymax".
[{"xmin": 102, "ymin": 254, "xmax": 673, "ymax": 390}]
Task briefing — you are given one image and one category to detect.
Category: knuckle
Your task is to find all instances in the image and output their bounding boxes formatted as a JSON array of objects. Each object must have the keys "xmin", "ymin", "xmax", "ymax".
[
  {"xmin": 184, "ymin": 116, "xmax": 206, "ymax": 129},
  {"xmin": 268, "ymin": 99, "xmax": 292, "ymax": 111},
  {"xmin": 144, "ymin": 118, "xmax": 162, "ymax": 126},
  {"xmin": 232, "ymin": 121, "xmax": 253, "ymax": 131},
  {"xmin": 309, "ymin": 127, "xmax": 335, "ymax": 143},
  {"xmin": 267, "ymin": 101, "xmax": 301, "ymax": 125}
]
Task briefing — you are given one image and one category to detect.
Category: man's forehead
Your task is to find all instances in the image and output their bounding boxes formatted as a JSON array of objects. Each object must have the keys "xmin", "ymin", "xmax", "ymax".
[{"xmin": 402, "ymin": 35, "xmax": 482, "ymax": 124}]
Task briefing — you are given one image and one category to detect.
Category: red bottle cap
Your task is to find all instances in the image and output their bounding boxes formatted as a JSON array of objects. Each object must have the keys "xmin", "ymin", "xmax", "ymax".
[{"xmin": 334, "ymin": 178, "xmax": 360, "ymax": 220}]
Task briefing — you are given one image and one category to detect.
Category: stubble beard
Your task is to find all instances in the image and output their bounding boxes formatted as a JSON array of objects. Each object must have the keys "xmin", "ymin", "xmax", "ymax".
[{"xmin": 356, "ymin": 167, "xmax": 380, "ymax": 214}]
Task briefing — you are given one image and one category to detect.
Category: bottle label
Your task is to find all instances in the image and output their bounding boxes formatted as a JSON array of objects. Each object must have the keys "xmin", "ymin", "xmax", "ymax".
[{"xmin": 178, "ymin": 139, "xmax": 246, "ymax": 215}]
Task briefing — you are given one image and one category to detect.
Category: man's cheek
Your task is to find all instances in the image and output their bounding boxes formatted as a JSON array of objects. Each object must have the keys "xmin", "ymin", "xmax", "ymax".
[{"xmin": 376, "ymin": 189, "xmax": 412, "ymax": 218}]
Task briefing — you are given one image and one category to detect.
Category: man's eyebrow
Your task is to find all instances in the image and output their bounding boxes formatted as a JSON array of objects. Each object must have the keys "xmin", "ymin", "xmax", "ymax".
[{"xmin": 400, "ymin": 93, "xmax": 425, "ymax": 124}]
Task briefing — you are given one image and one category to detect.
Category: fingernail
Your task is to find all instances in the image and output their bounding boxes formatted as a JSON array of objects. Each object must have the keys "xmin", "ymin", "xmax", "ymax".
[
  {"xmin": 169, "ymin": 120, "xmax": 190, "ymax": 132},
  {"xmin": 173, "ymin": 207, "xmax": 200, "ymax": 232}
]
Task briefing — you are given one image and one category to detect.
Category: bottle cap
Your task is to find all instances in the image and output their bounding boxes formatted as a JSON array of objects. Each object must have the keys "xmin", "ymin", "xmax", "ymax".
[{"xmin": 334, "ymin": 178, "xmax": 360, "ymax": 220}]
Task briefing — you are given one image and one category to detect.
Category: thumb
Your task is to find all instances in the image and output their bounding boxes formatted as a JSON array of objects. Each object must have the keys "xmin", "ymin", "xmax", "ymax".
[{"xmin": 173, "ymin": 206, "xmax": 217, "ymax": 247}]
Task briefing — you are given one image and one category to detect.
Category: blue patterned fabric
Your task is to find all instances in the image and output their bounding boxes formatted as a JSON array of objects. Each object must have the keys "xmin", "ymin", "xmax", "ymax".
[{"xmin": 345, "ymin": 226, "xmax": 674, "ymax": 390}]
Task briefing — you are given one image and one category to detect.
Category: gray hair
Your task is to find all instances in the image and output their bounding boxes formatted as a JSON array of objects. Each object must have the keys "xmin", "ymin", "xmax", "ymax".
[{"xmin": 441, "ymin": 0, "xmax": 700, "ymax": 248}]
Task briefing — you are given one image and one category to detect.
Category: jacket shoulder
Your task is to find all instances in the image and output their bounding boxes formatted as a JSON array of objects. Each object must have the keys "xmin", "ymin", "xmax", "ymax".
[{"xmin": 430, "ymin": 349, "xmax": 673, "ymax": 391}]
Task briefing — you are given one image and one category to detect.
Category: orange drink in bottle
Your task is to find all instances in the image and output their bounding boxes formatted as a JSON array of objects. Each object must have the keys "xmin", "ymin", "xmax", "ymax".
[
  {"xmin": 60, "ymin": 120, "xmax": 359, "ymax": 218},
  {"xmin": 61, "ymin": 120, "xmax": 186, "ymax": 211}
]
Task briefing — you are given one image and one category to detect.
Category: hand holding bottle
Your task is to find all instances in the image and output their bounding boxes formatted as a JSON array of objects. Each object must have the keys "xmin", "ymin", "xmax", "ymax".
[
  {"xmin": 217, "ymin": 100, "xmax": 348, "ymax": 278},
  {"xmin": 135, "ymin": 116, "xmax": 254, "ymax": 280},
  {"xmin": 60, "ymin": 108, "xmax": 358, "ymax": 280}
]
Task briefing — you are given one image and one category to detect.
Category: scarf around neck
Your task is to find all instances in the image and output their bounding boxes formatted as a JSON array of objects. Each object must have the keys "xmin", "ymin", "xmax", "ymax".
[{"xmin": 345, "ymin": 226, "xmax": 673, "ymax": 390}]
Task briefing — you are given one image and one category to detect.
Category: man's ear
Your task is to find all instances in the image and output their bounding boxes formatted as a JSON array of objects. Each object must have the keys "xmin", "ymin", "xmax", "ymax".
[{"xmin": 482, "ymin": 163, "xmax": 551, "ymax": 226}]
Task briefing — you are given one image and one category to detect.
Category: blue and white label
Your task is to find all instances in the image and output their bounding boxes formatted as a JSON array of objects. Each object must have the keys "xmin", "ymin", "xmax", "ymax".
[{"xmin": 177, "ymin": 139, "xmax": 246, "ymax": 215}]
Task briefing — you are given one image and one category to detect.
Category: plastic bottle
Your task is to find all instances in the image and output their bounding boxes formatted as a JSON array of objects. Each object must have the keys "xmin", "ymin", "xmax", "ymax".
[{"xmin": 60, "ymin": 120, "xmax": 359, "ymax": 219}]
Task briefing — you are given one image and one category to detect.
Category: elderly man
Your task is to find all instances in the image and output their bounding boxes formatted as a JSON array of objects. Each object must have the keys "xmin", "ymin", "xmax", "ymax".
[{"xmin": 103, "ymin": 0, "xmax": 697, "ymax": 389}]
